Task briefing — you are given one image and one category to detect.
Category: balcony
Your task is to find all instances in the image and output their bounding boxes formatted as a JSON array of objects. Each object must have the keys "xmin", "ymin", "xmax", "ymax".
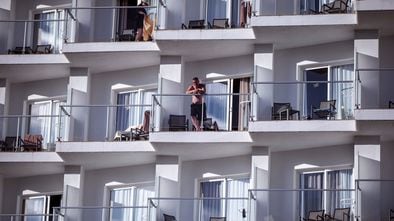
[
  {"xmin": 249, "ymin": 79, "xmax": 357, "ymax": 133},
  {"xmin": 251, "ymin": 0, "xmax": 357, "ymax": 27}
]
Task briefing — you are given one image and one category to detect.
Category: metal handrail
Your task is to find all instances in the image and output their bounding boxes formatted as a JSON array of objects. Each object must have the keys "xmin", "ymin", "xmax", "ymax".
[
  {"xmin": 0, "ymin": 19, "xmax": 68, "ymax": 22},
  {"xmin": 148, "ymin": 197, "xmax": 249, "ymax": 200},
  {"xmin": 249, "ymin": 188, "xmax": 356, "ymax": 192},
  {"xmin": 53, "ymin": 206, "xmax": 149, "ymax": 209},
  {"xmin": 251, "ymin": 80, "xmax": 354, "ymax": 85}
]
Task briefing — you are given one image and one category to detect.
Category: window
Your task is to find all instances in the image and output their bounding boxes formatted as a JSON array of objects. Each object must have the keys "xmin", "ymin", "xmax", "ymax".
[
  {"xmin": 205, "ymin": 77, "xmax": 251, "ymax": 131},
  {"xmin": 205, "ymin": 0, "xmax": 242, "ymax": 27},
  {"xmin": 28, "ymin": 99, "xmax": 66, "ymax": 148},
  {"xmin": 200, "ymin": 176, "xmax": 249, "ymax": 221},
  {"xmin": 33, "ymin": 9, "xmax": 65, "ymax": 53},
  {"xmin": 109, "ymin": 184, "xmax": 155, "ymax": 221},
  {"xmin": 300, "ymin": 169, "xmax": 353, "ymax": 218},
  {"xmin": 304, "ymin": 64, "xmax": 354, "ymax": 119},
  {"xmin": 22, "ymin": 194, "xmax": 62, "ymax": 221},
  {"xmin": 115, "ymin": 88, "xmax": 156, "ymax": 131}
]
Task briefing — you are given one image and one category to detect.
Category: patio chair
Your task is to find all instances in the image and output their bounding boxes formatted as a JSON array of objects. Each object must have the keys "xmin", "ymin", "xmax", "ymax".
[
  {"xmin": 210, "ymin": 217, "xmax": 226, "ymax": 221},
  {"xmin": 8, "ymin": 46, "xmax": 33, "ymax": 54},
  {"xmin": 208, "ymin": 18, "xmax": 229, "ymax": 29},
  {"xmin": 34, "ymin": 44, "xmax": 52, "ymax": 54},
  {"xmin": 325, "ymin": 207, "xmax": 350, "ymax": 221},
  {"xmin": 390, "ymin": 209, "xmax": 394, "ymax": 221},
  {"xmin": 19, "ymin": 134, "xmax": 43, "ymax": 151},
  {"xmin": 163, "ymin": 213, "xmax": 177, "ymax": 221},
  {"xmin": 0, "ymin": 136, "xmax": 18, "ymax": 152},
  {"xmin": 131, "ymin": 110, "xmax": 150, "ymax": 140},
  {"xmin": 312, "ymin": 100, "xmax": 337, "ymax": 119},
  {"xmin": 301, "ymin": 210, "xmax": 324, "ymax": 221},
  {"xmin": 389, "ymin": 100, "xmax": 393, "ymax": 109},
  {"xmin": 181, "ymin": 19, "xmax": 205, "ymax": 29},
  {"xmin": 272, "ymin": 102, "xmax": 300, "ymax": 120},
  {"xmin": 117, "ymin": 29, "xmax": 135, "ymax": 41},
  {"xmin": 322, "ymin": 0, "xmax": 350, "ymax": 13},
  {"xmin": 168, "ymin": 115, "xmax": 189, "ymax": 131}
]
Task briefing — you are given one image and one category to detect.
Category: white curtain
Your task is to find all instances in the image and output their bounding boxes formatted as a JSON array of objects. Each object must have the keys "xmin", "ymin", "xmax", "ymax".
[
  {"xmin": 331, "ymin": 64, "xmax": 354, "ymax": 119},
  {"xmin": 326, "ymin": 169, "xmax": 353, "ymax": 214},
  {"xmin": 206, "ymin": 82, "xmax": 229, "ymax": 130},
  {"xmin": 24, "ymin": 197, "xmax": 45, "ymax": 221},
  {"xmin": 34, "ymin": 10, "xmax": 64, "ymax": 52},
  {"xmin": 116, "ymin": 89, "xmax": 155, "ymax": 131},
  {"xmin": 300, "ymin": 173, "xmax": 324, "ymax": 218},
  {"xmin": 201, "ymin": 181, "xmax": 223, "ymax": 221},
  {"xmin": 29, "ymin": 102, "xmax": 51, "ymax": 148},
  {"xmin": 227, "ymin": 178, "xmax": 249, "ymax": 221},
  {"xmin": 111, "ymin": 188, "xmax": 135, "ymax": 221},
  {"xmin": 134, "ymin": 186, "xmax": 155, "ymax": 221},
  {"xmin": 207, "ymin": 0, "xmax": 228, "ymax": 23}
]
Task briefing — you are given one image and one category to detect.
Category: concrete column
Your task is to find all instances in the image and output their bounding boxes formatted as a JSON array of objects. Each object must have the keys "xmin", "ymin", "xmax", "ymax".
[
  {"xmin": 0, "ymin": 174, "xmax": 3, "ymax": 214},
  {"xmin": 0, "ymin": 79, "xmax": 10, "ymax": 140},
  {"xmin": 155, "ymin": 155, "xmax": 180, "ymax": 220},
  {"xmin": 66, "ymin": 68, "xmax": 91, "ymax": 141},
  {"xmin": 377, "ymin": 35, "xmax": 394, "ymax": 108},
  {"xmin": 250, "ymin": 146, "xmax": 269, "ymax": 221},
  {"xmin": 253, "ymin": 44, "xmax": 274, "ymax": 121},
  {"xmin": 157, "ymin": 56, "xmax": 185, "ymax": 131},
  {"xmin": 62, "ymin": 165, "xmax": 85, "ymax": 221},
  {"xmin": 354, "ymin": 30, "xmax": 380, "ymax": 109},
  {"xmin": 354, "ymin": 135, "xmax": 381, "ymax": 220}
]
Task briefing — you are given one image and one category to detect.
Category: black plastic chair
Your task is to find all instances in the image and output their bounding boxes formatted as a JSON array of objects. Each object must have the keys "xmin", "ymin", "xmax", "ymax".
[
  {"xmin": 312, "ymin": 100, "xmax": 337, "ymax": 120},
  {"xmin": 300, "ymin": 210, "xmax": 324, "ymax": 221},
  {"xmin": 272, "ymin": 102, "xmax": 300, "ymax": 120},
  {"xmin": 325, "ymin": 207, "xmax": 350, "ymax": 221},
  {"xmin": 168, "ymin": 115, "xmax": 189, "ymax": 131},
  {"xmin": 163, "ymin": 213, "xmax": 176, "ymax": 221},
  {"xmin": 182, "ymin": 20, "xmax": 205, "ymax": 29},
  {"xmin": 208, "ymin": 18, "xmax": 229, "ymax": 29},
  {"xmin": 0, "ymin": 136, "xmax": 18, "ymax": 152}
]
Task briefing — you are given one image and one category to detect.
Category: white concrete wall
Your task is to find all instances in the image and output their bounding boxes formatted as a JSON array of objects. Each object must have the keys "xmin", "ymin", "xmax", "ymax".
[
  {"xmin": 165, "ymin": 0, "xmax": 186, "ymax": 29},
  {"xmin": 380, "ymin": 141, "xmax": 394, "ymax": 220},
  {"xmin": 7, "ymin": 78, "xmax": 68, "ymax": 136},
  {"xmin": 1, "ymin": 174, "xmax": 64, "ymax": 214},
  {"xmin": 269, "ymin": 145, "xmax": 354, "ymax": 221},
  {"xmin": 357, "ymin": 0, "xmax": 394, "ymax": 11},
  {"xmin": 273, "ymin": 40, "xmax": 354, "ymax": 117},
  {"xmin": 179, "ymin": 155, "xmax": 251, "ymax": 221},
  {"xmin": 89, "ymin": 65, "xmax": 158, "ymax": 141},
  {"xmin": 82, "ymin": 164, "xmax": 155, "ymax": 221}
]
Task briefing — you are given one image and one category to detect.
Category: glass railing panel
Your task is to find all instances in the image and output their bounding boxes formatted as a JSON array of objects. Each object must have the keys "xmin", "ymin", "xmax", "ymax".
[
  {"xmin": 152, "ymin": 94, "xmax": 251, "ymax": 132},
  {"xmin": 52, "ymin": 206, "xmax": 149, "ymax": 221},
  {"xmin": 148, "ymin": 197, "xmax": 248, "ymax": 221},
  {"xmin": 249, "ymin": 189, "xmax": 356, "ymax": 221},
  {"xmin": 251, "ymin": 80, "xmax": 355, "ymax": 121},
  {"xmin": 59, "ymin": 104, "xmax": 152, "ymax": 142},
  {"xmin": 1, "ymin": 10, "xmax": 76, "ymax": 55},
  {"xmin": 0, "ymin": 114, "xmax": 66, "ymax": 152}
]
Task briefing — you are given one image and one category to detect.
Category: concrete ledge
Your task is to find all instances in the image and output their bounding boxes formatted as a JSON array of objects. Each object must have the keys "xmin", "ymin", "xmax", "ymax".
[
  {"xmin": 62, "ymin": 42, "xmax": 160, "ymax": 53},
  {"xmin": 356, "ymin": 1, "xmax": 394, "ymax": 11},
  {"xmin": 150, "ymin": 131, "xmax": 253, "ymax": 143},
  {"xmin": 249, "ymin": 120, "xmax": 357, "ymax": 132},
  {"xmin": 155, "ymin": 28, "xmax": 255, "ymax": 40},
  {"xmin": 0, "ymin": 54, "xmax": 69, "ymax": 64},
  {"xmin": 0, "ymin": 152, "xmax": 63, "ymax": 162},
  {"xmin": 251, "ymin": 14, "xmax": 357, "ymax": 27},
  {"xmin": 355, "ymin": 109, "xmax": 394, "ymax": 120},
  {"xmin": 56, "ymin": 141, "xmax": 155, "ymax": 152}
]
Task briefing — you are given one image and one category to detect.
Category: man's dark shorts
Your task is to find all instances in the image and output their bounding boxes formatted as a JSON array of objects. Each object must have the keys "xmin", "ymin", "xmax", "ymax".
[{"xmin": 191, "ymin": 103, "xmax": 206, "ymax": 121}]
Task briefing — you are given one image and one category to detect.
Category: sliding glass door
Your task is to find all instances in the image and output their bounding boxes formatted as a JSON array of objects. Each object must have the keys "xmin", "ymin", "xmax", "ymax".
[{"xmin": 205, "ymin": 80, "xmax": 230, "ymax": 130}]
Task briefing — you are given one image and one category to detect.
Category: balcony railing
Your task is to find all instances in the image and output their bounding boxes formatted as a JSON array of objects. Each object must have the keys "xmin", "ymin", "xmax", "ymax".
[
  {"xmin": 63, "ymin": 5, "xmax": 158, "ymax": 43},
  {"xmin": 52, "ymin": 206, "xmax": 150, "ymax": 221},
  {"xmin": 355, "ymin": 179, "xmax": 394, "ymax": 221},
  {"xmin": 251, "ymin": 80, "xmax": 355, "ymax": 121},
  {"xmin": 148, "ymin": 197, "xmax": 248, "ymax": 221},
  {"xmin": 152, "ymin": 93, "xmax": 251, "ymax": 132},
  {"xmin": 248, "ymin": 188, "xmax": 356, "ymax": 221},
  {"xmin": 59, "ymin": 104, "xmax": 151, "ymax": 142},
  {"xmin": 252, "ymin": 0, "xmax": 354, "ymax": 16},
  {"xmin": 0, "ymin": 213, "xmax": 54, "ymax": 221},
  {"xmin": 0, "ymin": 114, "xmax": 65, "ymax": 152},
  {"xmin": 355, "ymin": 68, "xmax": 394, "ymax": 110},
  {"xmin": 0, "ymin": 9, "xmax": 76, "ymax": 54}
]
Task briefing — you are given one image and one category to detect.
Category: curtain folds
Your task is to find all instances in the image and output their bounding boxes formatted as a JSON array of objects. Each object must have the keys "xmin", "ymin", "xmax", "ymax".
[{"xmin": 331, "ymin": 64, "xmax": 354, "ymax": 120}]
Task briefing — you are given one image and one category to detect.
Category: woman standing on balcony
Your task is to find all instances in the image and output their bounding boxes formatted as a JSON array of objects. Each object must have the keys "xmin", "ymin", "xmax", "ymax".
[{"xmin": 135, "ymin": 1, "xmax": 148, "ymax": 41}]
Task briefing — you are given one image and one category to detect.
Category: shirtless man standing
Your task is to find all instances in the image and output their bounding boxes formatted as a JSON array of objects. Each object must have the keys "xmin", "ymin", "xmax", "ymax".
[{"xmin": 186, "ymin": 77, "xmax": 206, "ymax": 131}]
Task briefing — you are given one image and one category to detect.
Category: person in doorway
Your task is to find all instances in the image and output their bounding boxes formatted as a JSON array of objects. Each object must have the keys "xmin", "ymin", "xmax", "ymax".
[
  {"xmin": 186, "ymin": 77, "xmax": 206, "ymax": 131},
  {"xmin": 135, "ymin": 1, "xmax": 148, "ymax": 41}
]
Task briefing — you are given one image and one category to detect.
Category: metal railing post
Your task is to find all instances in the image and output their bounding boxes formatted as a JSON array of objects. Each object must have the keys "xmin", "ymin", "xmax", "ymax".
[
  {"xmin": 23, "ymin": 21, "xmax": 27, "ymax": 54},
  {"xmin": 16, "ymin": 116, "xmax": 20, "ymax": 151},
  {"xmin": 105, "ymin": 106, "xmax": 110, "ymax": 141}
]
